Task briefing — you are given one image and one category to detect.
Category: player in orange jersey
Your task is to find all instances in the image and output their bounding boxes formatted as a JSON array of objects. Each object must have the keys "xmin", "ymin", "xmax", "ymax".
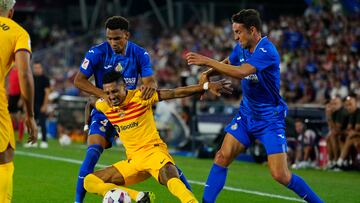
[
  {"xmin": 83, "ymin": 72, "xmax": 232, "ymax": 203},
  {"xmin": 0, "ymin": 0, "xmax": 38, "ymax": 202}
]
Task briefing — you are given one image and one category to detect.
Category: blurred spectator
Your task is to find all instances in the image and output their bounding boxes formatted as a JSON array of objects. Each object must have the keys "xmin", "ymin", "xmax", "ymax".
[
  {"xmin": 291, "ymin": 119, "xmax": 317, "ymax": 169},
  {"xmin": 7, "ymin": 66, "xmax": 25, "ymax": 143},
  {"xmin": 326, "ymin": 96, "xmax": 349, "ymax": 168},
  {"xmin": 33, "ymin": 62, "xmax": 50, "ymax": 148},
  {"xmin": 336, "ymin": 94, "xmax": 360, "ymax": 170}
]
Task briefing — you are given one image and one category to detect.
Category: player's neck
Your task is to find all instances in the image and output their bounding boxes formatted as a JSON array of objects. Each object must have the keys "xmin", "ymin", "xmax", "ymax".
[{"xmin": 249, "ymin": 34, "xmax": 262, "ymax": 53}]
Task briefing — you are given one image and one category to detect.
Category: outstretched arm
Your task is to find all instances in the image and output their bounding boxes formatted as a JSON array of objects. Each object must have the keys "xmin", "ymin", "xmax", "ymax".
[
  {"xmin": 186, "ymin": 52, "xmax": 256, "ymax": 80},
  {"xmin": 158, "ymin": 79, "xmax": 232, "ymax": 101}
]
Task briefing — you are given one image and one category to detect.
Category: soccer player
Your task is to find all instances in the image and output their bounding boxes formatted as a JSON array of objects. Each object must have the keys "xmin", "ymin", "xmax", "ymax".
[
  {"xmin": 83, "ymin": 72, "xmax": 232, "ymax": 203},
  {"xmin": 186, "ymin": 9, "xmax": 323, "ymax": 203},
  {"xmin": 73, "ymin": 16, "xmax": 191, "ymax": 203},
  {"xmin": 0, "ymin": 0, "xmax": 38, "ymax": 202}
]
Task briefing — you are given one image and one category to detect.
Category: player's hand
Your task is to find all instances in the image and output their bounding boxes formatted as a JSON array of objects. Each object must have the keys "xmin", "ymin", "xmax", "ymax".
[
  {"xmin": 140, "ymin": 85, "xmax": 155, "ymax": 100},
  {"xmin": 101, "ymin": 93, "xmax": 112, "ymax": 107},
  {"xmin": 25, "ymin": 116, "xmax": 38, "ymax": 144},
  {"xmin": 186, "ymin": 52, "xmax": 212, "ymax": 66},
  {"xmin": 40, "ymin": 104, "xmax": 47, "ymax": 113},
  {"xmin": 208, "ymin": 79, "xmax": 233, "ymax": 97}
]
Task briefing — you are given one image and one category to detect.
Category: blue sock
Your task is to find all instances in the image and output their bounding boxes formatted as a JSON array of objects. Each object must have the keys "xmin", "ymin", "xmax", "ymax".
[
  {"xmin": 175, "ymin": 165, "xmax": 192, "ymax": 191},
  {"xmin": 203, "ymin": 163, "xmax": 228, "ymax": 203},
  {"xmin": 75, "ymin": 144, "xmax": 104, "ymax": 203},
  {"xmin": 287, "ymin": 174, "xmax": 323, "ymax": 203}
]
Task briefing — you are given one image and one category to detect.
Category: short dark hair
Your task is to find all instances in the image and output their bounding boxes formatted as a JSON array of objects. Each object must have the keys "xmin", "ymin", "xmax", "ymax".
[
  {"xmin": 105, "ymin": 16, "xmax": 129, "ymax": 31},
  {"xmin": 102, "ymin": 72, "xmax": 125, "ymax": 85},
  {"xmin": 231, "ymin": 9, "xmax": 261, "ymax": 31}
]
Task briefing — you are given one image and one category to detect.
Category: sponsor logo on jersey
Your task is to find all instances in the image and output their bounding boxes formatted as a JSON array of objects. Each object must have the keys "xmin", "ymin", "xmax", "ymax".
[
  {"xmin": 81, "ymin": 58, "xmax": 89, "ymax": 70},
  {"xmin": 244, "ymin": 74, "xmax": 259, "ymax": 82},
  {"xmin": 260, "ymin": 48, "xmax": 267, "ymax": 52},
  {"xmin": 124, "ymin": 77, "xmax": 136, "ymax": 86},
  {"xmin": 119, "ymin": 122, "xmax": 139, "ymax": 131}
]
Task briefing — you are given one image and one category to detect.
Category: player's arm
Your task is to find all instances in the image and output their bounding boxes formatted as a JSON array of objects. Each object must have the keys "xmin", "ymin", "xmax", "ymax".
[
  {"xmin": 83, "ymin": 96, "xmax": 97, "ymax": 132},
  {"xmin": 187, "ymin": 52, "xmax": 256, "ymax": 80},
  {"xmin": 74, "ymin": 72, "xmax": 105, "ymax": 98},
  {"xmin": 199, "ymin": 58, "xmax": 230, "ymax": 83},
  {"xmin": 15, "ymin": 51, "xmax": 37, "ymax": 143},
  {"xmin": 140, "ymin": 75, "xmax": 157, "ymax": 100},
  {"xmin": 158, "ymin": 79, "xmax": 232, "ymax": 101}
]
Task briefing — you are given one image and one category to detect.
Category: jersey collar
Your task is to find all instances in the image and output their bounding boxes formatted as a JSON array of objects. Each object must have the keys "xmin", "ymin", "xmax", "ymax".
[{"xmin": 252, "ymin": 36, "xmax": 267, "ymax": 53}]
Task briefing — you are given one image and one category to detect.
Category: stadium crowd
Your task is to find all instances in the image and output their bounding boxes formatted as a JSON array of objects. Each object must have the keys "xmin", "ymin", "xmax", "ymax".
[{"xmin": 10, "ymin": 2, "xmax": 360, "ymax": 170}]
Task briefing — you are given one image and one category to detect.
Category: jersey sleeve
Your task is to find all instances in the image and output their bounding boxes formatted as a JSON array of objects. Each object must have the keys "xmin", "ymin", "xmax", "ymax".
[
  {"xmin": 95, "ymin": 98, "xmax": 110, "ymax": 113},
  {"xmin": 246, "ymin": 47, "xmax": 277, "ymax": 72},
  {"xmin": 136, "ymin": 48, "xmax": 153, "ymax": 77},
  {"xmin": 228, "ymin": 44, "xmax": 241, "ymax": 66},
  {"xmin": 134, "ymin": 91, "xmax": 159, "ymax": 106},
  {"xmin": 79, "ymin": 49, "xmax": 101, "ymax": 78},
  {"xmin": 14, "ymin": 30, "xmax": 31, "ymax": 53}
]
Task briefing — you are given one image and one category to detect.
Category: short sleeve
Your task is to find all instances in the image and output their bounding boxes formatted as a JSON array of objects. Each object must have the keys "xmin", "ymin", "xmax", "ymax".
[
  {"xmin": 246, "ymin": 47, "xmax": 276, "ymax": 72},
  {"xmin": 79, "ymin": 49, "xmax": 101, "ymax": 78},
  {"xmin": 229, "ymin": 44, "xmax": 241, "ymax": 66},
  {"xmin": 136, "ymin": 48, "xmax": 153, "ymax": 77},
  {"xmin": 95, "ymin": 98, "xmax": 110, "ymax": 113},
  {"xmin": 15, "ymin": 30, "xmax": 31, "ymax": 53},
  {"xmin": 135, "ymin": 91, "xmax": 159, "ymax": 106}
]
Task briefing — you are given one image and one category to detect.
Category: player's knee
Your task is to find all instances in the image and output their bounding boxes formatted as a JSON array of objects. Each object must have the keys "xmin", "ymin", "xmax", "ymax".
[
  {"xmin": 159, "ymin": 163, "xmax": 178, "ymax": 185},
  {"xmin": 270, "ymin": 169, "xmax": 291, "ymax": 185},
  {"xmin": 214, "ymin": 150, "xmax": 232, "ymax": 167},
  {"xmin": 83, "ymin": 174, "xmax": 96, "ymax": 193}
]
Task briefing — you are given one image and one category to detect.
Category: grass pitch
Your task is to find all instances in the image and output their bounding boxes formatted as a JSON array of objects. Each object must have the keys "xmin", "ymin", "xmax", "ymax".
[{"xmin": 12, "ymin": 140, "xmax": 360, "ymax": 202}]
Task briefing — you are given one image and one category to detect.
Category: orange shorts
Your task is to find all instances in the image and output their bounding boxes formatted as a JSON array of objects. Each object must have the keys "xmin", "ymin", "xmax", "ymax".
[{"xmin": 113, "ymin": 144, "xmax": 175, "ymax": 186}]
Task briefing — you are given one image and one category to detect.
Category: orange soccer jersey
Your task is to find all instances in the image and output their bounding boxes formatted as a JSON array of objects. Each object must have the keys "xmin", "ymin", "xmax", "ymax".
[
  {"xmin": 96, "ymin": 90, "xmax": 166, "ymax": 158},
  {"xmin": 0, "ymin": 16, "xmax": 31, "ymax": 151}
]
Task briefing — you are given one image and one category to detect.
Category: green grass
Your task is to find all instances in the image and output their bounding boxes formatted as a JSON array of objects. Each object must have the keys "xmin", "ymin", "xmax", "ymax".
[{"xmin": 12, "ymin": 139, "xmax": 360, "ymax": 202}]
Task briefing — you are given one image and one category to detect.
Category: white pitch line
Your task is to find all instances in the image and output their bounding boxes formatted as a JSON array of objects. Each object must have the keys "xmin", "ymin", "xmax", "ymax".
[{"xmin": 16, "ymin": 151, "xmax": 305, "ymax": 202}]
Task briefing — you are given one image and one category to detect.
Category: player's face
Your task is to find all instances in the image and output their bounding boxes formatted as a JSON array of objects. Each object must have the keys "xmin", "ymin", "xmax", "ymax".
[
  {"xmin": 106, "ymin": 28, "xmax": 129, "ymax": 54},
  {"xmin": 232, "ymin": 23, "xmax": 253, "ymax": 49},
  {"xmin": 103, "ymin": 81, "xmax": 127, "ymax": 106},
  {"xmin": 345, "ymin": 97, "xmax": 357, "ymax": 113}
]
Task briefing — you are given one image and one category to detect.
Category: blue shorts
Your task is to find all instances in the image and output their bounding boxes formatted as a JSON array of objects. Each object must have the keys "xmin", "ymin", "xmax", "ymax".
[
  {"xmin": 89, "ymin": 112, "xmax": 117, "ymax": 148},
  {"xmin": 224, "ymin": 111, "xmax": 287, "ymax": 155}
]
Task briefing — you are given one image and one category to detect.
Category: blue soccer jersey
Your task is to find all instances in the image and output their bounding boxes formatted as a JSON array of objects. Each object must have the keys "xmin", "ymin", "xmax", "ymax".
[
  {"xmin": 229, "ymin": 37, "xmax": 287, "ymax": 118},
  {"xmin": 226, "ymin": 37, "xmax": 288, "ymax": 155},
  {"xmin": 79, "ymin": 41, "xmax": 153, "ymax": 139}
]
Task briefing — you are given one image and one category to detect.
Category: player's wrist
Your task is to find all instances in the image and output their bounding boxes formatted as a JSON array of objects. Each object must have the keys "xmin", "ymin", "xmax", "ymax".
[
  {"xmin": 83, "ymin": 124, "xmax": 89, "ymax": 131},
  {"xmin": 203, "ymin": 82, "xmax": 209, "ymax": 91}
]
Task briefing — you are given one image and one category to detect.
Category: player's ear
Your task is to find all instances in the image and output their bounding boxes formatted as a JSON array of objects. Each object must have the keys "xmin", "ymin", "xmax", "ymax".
[
  {"xmin": 8, "ymin": 9, "xmax": 14, "ymax": 18},
  {"xmin": 125, "ymin": 31, "xmax": 130, "ymax": 40}
]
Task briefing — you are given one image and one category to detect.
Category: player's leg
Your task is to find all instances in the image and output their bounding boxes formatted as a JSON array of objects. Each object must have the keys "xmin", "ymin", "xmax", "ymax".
[
  {"xmin": 158, "ymin": 163, "xmax": 198, "ymax": 203},
  {"xmin": 75, "ymin": 117, "xmax": 109, "ymax": 203},
  {"xmin": 84, "ymin": 165, "xmax": 141, "ymax": 200},
  {"xmin": 260, "ymin": 120, "xmax": 323, "ymax": 203},
  {"xmin": 203, "ymin": 133, "xmax": 246, "ymax": 203},
  {"xmin": 0, "ymin": 145, "xmax": 14, "ymax": 203},
  {"xmin": 268, "ymin": 153, "xmax": 323, "ymax": 203}
]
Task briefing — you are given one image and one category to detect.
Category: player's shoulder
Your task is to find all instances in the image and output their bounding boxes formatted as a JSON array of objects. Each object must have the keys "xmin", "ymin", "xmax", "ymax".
[
  {"xmin": 0, "ymin": 17, "xmax": 29, "ymax": 36},
  {"xmin": 87, "ymin": 42, "xmax": 109, "ymax": 55},
  {"xmin": 127, "ymin": 41, "xmax": 148, "ymax": 56},
  {"xmin": 256, "ymin": 37, "xmax": 279, "ymax": 57}
]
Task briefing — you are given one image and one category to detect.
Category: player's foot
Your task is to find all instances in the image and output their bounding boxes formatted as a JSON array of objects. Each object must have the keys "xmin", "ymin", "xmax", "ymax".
[
  {"xmin": 136, "ymin": 191, "xmax": 155, "ymax": 203},
  {"xmin": 40, "ymin": 141, "xmax": 48, "ymax": 149},
  {"xmin": 23, "ymin": 142, "xmax": 38, "ymax": 148}
]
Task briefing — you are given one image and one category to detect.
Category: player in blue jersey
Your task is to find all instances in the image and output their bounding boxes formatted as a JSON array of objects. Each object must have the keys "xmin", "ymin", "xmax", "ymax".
[
  {"xmin": 186, "ymin": 9, "xmax": 323, "ymax": 203},
  {"xmin": 73, "ymin": 16, "xmax": 191, "ymax": 203}
]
